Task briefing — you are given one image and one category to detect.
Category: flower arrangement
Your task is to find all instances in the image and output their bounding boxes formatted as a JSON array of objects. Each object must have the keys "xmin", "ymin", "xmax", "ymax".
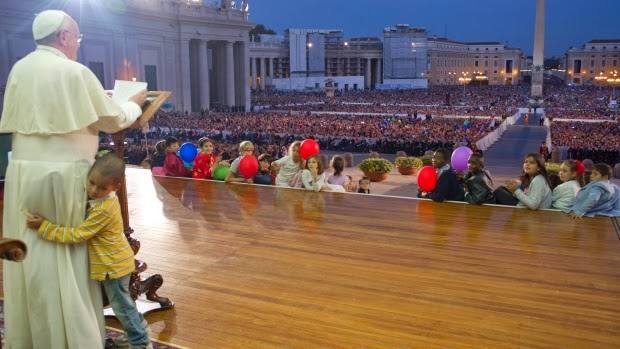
[
  {"xmin": 545, "ymin": 162, "xmax": 561, "ymax": 174},
  {"xmin": 420, "ymin": 154, "xmax": 433, "ymax": 166},
  {"xmin": 358, "ymin": 158, "xmax": 393, "ymax": 173},
  {"xmin": 395, "ymin": 157, "xmax": 423, "ymax": 169}
]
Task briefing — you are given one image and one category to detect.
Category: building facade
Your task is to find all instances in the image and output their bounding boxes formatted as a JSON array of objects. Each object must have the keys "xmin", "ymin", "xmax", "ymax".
[
  {"xmin": 382, "ymin": 24, "xmax": 428, "ymax": 88},
  {"xmin": 0, "ymin": 0, "xmax": 253, "ymax": 113},
  {"xmin": 426, "ymin": 37, "xmax": 522, "ymax": 86},
  {"xmin": 565, "ymin": 39, "xmax": 620, "ymax": 86},
  {"xmin": 249, "ymin": 29, "xmax": 371, "ymax": 91},
  {"xmin": 1, "ymin": 1, "xmax": 532, "ymax": 107}
]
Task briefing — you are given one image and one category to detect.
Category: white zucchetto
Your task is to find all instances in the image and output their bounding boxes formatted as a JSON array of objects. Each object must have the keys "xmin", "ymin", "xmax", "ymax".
[{"xmin": 32, "ymin": 10, "xmax": 67, "ymax": 40}]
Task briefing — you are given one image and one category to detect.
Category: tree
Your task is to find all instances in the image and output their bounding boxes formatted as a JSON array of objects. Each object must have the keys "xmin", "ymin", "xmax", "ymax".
[{"xmin": 250, "ymin": 24, "xmax": 276, "ymax": 42}]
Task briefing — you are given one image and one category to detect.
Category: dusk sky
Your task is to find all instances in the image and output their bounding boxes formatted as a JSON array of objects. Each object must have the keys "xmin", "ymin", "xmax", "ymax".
[{"xmin": 251, "ymin": 0, "xmax": 620, "ymax": 56}]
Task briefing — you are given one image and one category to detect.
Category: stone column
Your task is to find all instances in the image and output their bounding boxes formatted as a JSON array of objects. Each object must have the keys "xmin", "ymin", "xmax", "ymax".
[
  {"xmin": 259, "ymin": 57, "xmax": 266, "ymax": 90},
  {"xmin": 180, "ymin": 39, "xmax": 192, "ymax": 113},
  {"xmin": 281, "ymin": 58, "xmax": 286, "ymax": 78},
  {"xmin": 243, "ymin": 41, "xmax": 251, "ymax": 111},
  {"xmin": 268, "ymin": 57, "xmax": 274, "ymax": 80},
  {"xmin": 198, "ymin": 40, "xmax": 210, "ymax": 111},
  {"xmin": 374, "ymin": 58, "xmax": 382, "ymax": 85},
  {"xmin": 365, "ymin": 58, "xmax": 371, "ymax": 89},
  {"xmin": 530, "ymin": 0, "xmax": 545, "ymax": 100},
  {"xmin": 250, "ymin": 56, "xmax": 256, "ymax": 89},
  {"xmin": 225, "ymin": 41, "xmax": 235, "ymax": 107}
]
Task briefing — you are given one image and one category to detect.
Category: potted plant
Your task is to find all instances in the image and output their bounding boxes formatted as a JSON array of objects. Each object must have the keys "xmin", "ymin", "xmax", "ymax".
[
  {"xmin": 420, "ymin": 154, "xmax": 433, "ymax": 167},
  {"xmin": 395, "ymin": 157, "xmax": 423, "ymax": 175},
  {"xmin": 358, "ymin": 158, "xmax": 393, "ymax": 182}
]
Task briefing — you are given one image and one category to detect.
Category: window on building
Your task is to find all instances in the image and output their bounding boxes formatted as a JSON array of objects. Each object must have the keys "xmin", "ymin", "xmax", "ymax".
[
  {"xmin": 144, "ymin": 65, "xmax": 158, "ymax": 91},
  {"xmin": 590, "ymin": 60, "xmax": 595, "ymax": 67},
  {"xmin": 613, "ymin": 59, "xmax": 618, "ymax": 67},
  {"xmin": 602, "ymin": 60, "xmax": 606, "ymax": 67},
  {"xmin": 505, "ymin": 60, "xmax": 513, "ymax": 74},
  {"xmin": 485, "ymin": 61, "xmax": 488, "ymax": 67},
  {"xmin": 475, "ymin": 61, "xmax": 479, "ymax": 67},
  {"xmin": 494, "ymin": 60, "xmax": 498, "ymax": 67},
  {"xmin": 573, "ymin": 60, "xmax": 582, "ymax": 74}
]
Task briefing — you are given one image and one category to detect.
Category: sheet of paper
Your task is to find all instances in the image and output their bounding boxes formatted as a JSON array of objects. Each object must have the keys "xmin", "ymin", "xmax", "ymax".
[{"xmin": 112, "ymin": 80, "xmax": 147, "ymax": 104}]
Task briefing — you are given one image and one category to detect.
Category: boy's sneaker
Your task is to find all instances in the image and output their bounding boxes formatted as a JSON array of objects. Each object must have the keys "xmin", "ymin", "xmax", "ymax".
[
  {"xmin": 112, "ymin": 323, "xmax": 152, "ymax": 347},
  {"xmin": 128, "ymin": 344, "xmax": 153, "ymax": 349}
]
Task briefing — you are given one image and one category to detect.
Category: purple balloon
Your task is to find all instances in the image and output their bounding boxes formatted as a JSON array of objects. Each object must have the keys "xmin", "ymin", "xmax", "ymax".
[{"xmin": 451, "ymin": 146, "xmax": 473, "ymax": 171}]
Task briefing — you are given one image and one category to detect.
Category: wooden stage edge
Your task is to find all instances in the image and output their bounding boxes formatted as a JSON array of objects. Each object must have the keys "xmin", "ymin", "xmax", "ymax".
[{"xmin": 2, "ymin": 168, "xmax": 620, "ymax": 349}]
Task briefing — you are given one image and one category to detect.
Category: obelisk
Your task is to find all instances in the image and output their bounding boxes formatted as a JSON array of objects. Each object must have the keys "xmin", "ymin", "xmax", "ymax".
[{"xmin": 530, "ymin": 0, "xmax": 545, "ymax": 109}]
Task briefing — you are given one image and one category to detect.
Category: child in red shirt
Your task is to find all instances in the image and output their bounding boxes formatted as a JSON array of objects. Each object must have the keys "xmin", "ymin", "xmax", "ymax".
[{"xmin": 163, "ymin": 136, "xmax": 191, "ymax": 177}]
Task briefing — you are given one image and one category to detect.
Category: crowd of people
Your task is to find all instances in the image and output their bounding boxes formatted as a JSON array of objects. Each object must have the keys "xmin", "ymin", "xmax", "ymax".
[
  {"xmin": 151, "ymin": 137, "xmax": 620, "ymax": 218},
  {"xmin": 550, "ymin": 121, "xmax": 620, "ymax": 165},
  {"xmin": 253, "ymin": 85, "xmax": 525, "ymax": 120},
  {"xmin": 119, "ymin": 111, "xmax": 496, "ymax": 166}
]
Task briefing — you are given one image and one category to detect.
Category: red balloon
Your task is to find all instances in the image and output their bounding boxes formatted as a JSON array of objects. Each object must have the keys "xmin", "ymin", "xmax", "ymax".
[
  {"xmin": 238, "ymin": 155, "xmax": 259, "ymax": 179},
  {"xmin": 417, "ymin": 165, "xmax": 438, "ymax": 192},
  {"xmin": 299, "ymin": 139, "xmax": 320, "ymax": 160}
]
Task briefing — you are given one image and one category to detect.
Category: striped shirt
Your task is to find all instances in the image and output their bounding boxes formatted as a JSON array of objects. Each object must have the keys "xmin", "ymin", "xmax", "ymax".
[{"xmin": 38, "ymin": 194, "xmax": 135, "ymax": 280}]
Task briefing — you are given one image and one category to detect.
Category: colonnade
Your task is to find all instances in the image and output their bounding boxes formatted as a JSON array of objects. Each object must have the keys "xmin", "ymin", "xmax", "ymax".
[
  {"xmin": 248, "ymin": 56, "xmax": 383, "ymax": 90},
  {"xmin": 249, "ymin": 56, "xmax": 286, "ymax": 90},
  {"xmin": 182, "ymin": 38, "xmax": 250, "ymax": 112}
]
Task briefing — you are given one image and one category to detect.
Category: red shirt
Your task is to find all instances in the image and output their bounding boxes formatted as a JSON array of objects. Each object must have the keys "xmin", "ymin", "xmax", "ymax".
[
  {"xmin": 192, "ymin": 153, "xmax": 217, "ymax": 179},
  {"xmin": 163, "ymin": 152, "xmax": 191, "ymax": 177}
]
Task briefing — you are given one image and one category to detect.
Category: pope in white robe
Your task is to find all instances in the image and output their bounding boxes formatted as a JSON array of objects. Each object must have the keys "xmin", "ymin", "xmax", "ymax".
[{"xmin": 0, "ymin": 10, "xmax": 145, "ymax": 349}]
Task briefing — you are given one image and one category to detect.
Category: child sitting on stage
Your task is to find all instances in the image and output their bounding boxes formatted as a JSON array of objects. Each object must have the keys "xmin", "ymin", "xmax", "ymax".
[
  {"xmin": 462, "ymin": 153, "xmax": 495, "ymax": 205},
  {"xmin": 254, "ymin": 153, "xmax": 274, "ymax": 185},
  {"xmin": 163, "ymin": 136, "xmax": 191, "ymax": 177},
  {"xmin": 357, "ymin": 177, "xmax": 371, "ymax": 194},
  {"xmin": 564, "ymin": 163, "xmax": 620, "ymax": 218},
  {"xmin": 551, "ymin": 159, "xmax": 585, "ymax": 210},
  {"xmin": 418, "ymin": 148, "xmax": 464, "ymax": 202},
  {"xmin": 225, "ymin": 140, "xmax": 255, "ymax": 184},
  {"xmin": 301, "ymin": 155, "xmax": 345, "ymax": 192},
  {"xmin": 271, "ymin": 141, "xmax": 303, "ymax": 187}
]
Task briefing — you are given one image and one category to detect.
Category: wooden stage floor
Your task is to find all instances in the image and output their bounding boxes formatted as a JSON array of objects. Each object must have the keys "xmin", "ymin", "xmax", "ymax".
[{"xmin": 4, "ymin": 168, "xmax": 620, "ymax": 348}]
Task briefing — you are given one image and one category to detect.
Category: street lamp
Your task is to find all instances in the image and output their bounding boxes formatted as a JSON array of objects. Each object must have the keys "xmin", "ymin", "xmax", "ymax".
[
  {"xmin": 458, "ymin": 72, "xmax": 471, "ymax": 101},
  {"xmin": 607, "ymin": 70, "xmax": 620, "ymax": 100},
  {"xmin": 595, "ymin": 71, "xmax": 607, "ymax": 91}
]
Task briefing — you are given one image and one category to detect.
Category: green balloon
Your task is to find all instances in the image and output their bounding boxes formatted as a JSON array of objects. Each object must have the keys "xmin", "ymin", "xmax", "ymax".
[{"xmin": 213, "ymin": 165, "xmax": 229, "ymax": 180}]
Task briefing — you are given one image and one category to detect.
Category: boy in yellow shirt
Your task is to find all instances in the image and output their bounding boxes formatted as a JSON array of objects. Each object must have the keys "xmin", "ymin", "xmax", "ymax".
[{"xmin": 26, "ymin": 154, "xmax": 152, "ymax": 349}]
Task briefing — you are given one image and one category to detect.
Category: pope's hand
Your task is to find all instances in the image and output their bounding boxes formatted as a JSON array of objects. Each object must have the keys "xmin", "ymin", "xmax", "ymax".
[{"xmin": 129, "ymin": 89, "xmax": 148, "ymax": 107}]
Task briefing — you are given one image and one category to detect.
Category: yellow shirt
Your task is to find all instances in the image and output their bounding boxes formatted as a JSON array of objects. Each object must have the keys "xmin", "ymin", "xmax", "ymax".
[{"xmin": 38, "ymin": 194, "xmax": 135, "ymax": 280}]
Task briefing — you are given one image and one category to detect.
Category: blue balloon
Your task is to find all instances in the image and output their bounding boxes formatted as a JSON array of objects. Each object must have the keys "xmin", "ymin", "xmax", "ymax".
[{"xmin": 179, "ymin": 142, "xmax": 198, "ymax": 163}]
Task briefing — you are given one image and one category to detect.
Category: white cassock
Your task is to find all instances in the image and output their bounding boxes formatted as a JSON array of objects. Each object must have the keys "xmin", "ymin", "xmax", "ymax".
[{"xmin": 0, "ymin": 45, "xmax": 142, "ymax": 349}]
